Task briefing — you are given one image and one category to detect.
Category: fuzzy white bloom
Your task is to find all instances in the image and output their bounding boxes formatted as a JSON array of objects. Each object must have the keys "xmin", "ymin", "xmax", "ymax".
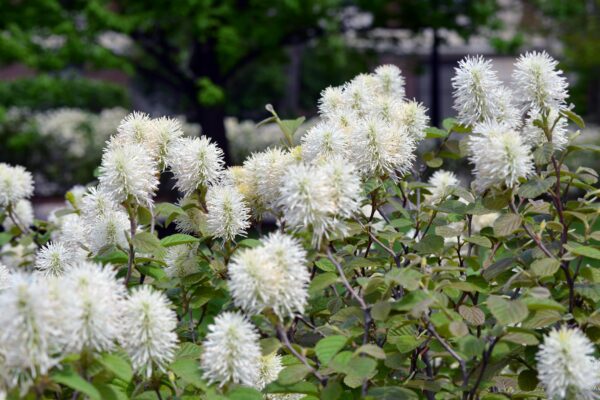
[
  {"xmin": 35, "ymin": 108, "xmax": 89, "ymax": 157},
  {"xmin": 149, "ymin": 116, "xmax": 184, "ymax": 166},
  {"xmin": 318, "ymin": 86, "xmax": 348, "ymax": 118},
  {"xmin": 51, "ymin": 213, "xmax": 89, "ymax": 252},
  {"xmin": 244, "ymin": 148, "xmax": 295, "ymax": 210},
  {"xmin": 0, "ymin": 164, "xmax": 34, "ymax": 207},
  {"xmin": 206, "ymin": 186, "xmax": 250, "ymax": 241},
  {"xmin": 86, "ymin": 210, "xmax": 130, "ymax": 254},
  {"xmin": 167, "ymin": 136, "xmax": 224, "ymax": 196},
  {"xmin": 349, "ymin": 117, "xmax": 415, "ymax": 180},
  {"xmin": 301, "ymin": 121, "xmax": 348, "ymax": 163},
  {"xmin": 200, "ymin": 311, "xmax": 261, "ymax": 387},
  {"xmin": 256, "ymin": 353, "xmax": 283, "ymax": 390},
  {"xmin": 495, "ymin": 86, "xmax": 521, "ymax": 129},
  {"xmin": 119, "ymin": 286, "xmax": 178, "ymax": 379},
  {"xmin": 0, "ymin": 263, "xmax": 10, "ymax": 290},
  {"xmin": 522, "ymin": 108, "xmax": 568, "ymax": 150},
  {"xmin": 59, "ymin": 262, "xmax": 125, "ymax": 353},
  {"xmin": 393, "ymin": 100, "xmax": 429, "ymax": 142},
  {"xmin": 114, "ymin": 112, "xmax": 159, "ymax": 155},
  {"xmin": 34, "ymin": 242, "xmax": 82, "ymax": 276},
  {"xmin": 452, "ymin": 56, "xmax": 505, "ymax": 126},
  {"xmin": 536, "ymin": 326, "xmax": 599, "ymax": 400},
  {"xmin": 2, "ymin": 199, "xmax": 34, "ymax": 231},
  {"xmin": 427, "ymin": 170, "xmax": 460, "ymax": 204},
  {"xmin": 344, "ymin": 74, "xmax": 378, "ymax": 115},
  {"xmin": 173, "ymin": 197, "xmax": 208, "ymax": 236},
  {"xmin": 322, "ymin": 156, "xmax": 363, "ymax": 221},
  {"xmin": 80, "ymin": 186, "xmax": 119, "ymax": 222},
  {"xmin": 513, "ymin": 51, "xmax": 569, "ymax": 112},
  {"xmin": 278, "ymin": 163, "xmax": 336, "ymax": 244},
  {"xmin": 98, "ymin": 143, "xmax": 159, "ymax": 206},
  {"xmin": 164, "ymin": 243, "xmax": 199, "ymax": 278},
  {"xmin": 374, "ymin": 64, "xmax": 405, "ymax": 98},
  {"xmin": 0, "ymin": 273, "xmax": 61, "ymax": 390},
  {"xmin": 470, "ymin": 123, "xmax": 534, "ymax": 192}
]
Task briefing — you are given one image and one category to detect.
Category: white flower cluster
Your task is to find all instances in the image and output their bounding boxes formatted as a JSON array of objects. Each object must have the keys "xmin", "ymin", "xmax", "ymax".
[
  {"xmin": 536, "ymin": 326, "xmax": 600, "ymax": 400},
  {"xmin": 452, "ymin": 53, "xmax": 570, "ymax": 192},
  {"xmin": 0, "ymin": 264, "xmax": 178, "ymax": 391}
]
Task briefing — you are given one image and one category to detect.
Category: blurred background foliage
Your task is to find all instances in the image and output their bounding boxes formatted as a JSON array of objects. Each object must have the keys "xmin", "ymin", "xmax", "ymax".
[{"xmin": 0, "ymin": 0, "xmax": 599, "ymax": 195}]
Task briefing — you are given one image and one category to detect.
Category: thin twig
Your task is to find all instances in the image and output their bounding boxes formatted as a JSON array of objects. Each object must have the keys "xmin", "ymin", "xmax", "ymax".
[{"xmin": 276, "ymin": 324, "xmax": 327, "ymax": 384}]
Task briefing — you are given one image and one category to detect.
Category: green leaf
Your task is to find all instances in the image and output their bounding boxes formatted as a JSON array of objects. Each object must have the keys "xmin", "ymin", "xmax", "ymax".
[
  {"xmin": 279, "ymin": 116, "xmax": 305, "ymax": 138},
  {"xmin": 132, "ymin": 231, "xmax": 165, "ymax": 258},
  {"xmin": 309, "ymin": 272, "xmax": 338, "ymax": 295},
  {"xmin": 568, "ymin": 245, "xmax": 600, "ymax": 260},
  {"xmin": 487, "ymin": 296, "xmax": 529, "ymax": 325},
  {"xmin": 458, "ymin": 305, "xmax": 485, "ymax": 326},
  {"xmin": 52, "ymin": 367, "xmax": 101, "ymax": 400},
  {"xmin": 425, "ymin": 157, "xmax": 443, "ymax": 168},
  {"xmin": 95, "ymin": 383, "xmax": 128, "ymax": 400},
  {"xmin": 560, "ymin": 108, "xmax": 585, "ymax": 128},
  {"xmin": 278, "ymin": 364, "xmax": 310, "ymax": 385},
  {"xmin": 368, "ymin": 387, "xmax": 418, "ymax": 399},
  {"xmin": 237, "ymin": 238, "xmax": 262, "ymax": 248},
  {"xmin": 425, "ymin": 127, "xmax": 448, "ymax": 139},
  {"xmin": 392, "ymin": 335, "xmax": 420, "ymax": 353},
  {"xmin": 482, "ymin": 258, "xmax": 515, "ymax": 281},
  {"xmin": 227, "ymin": 387, "xmax": 263, "ymax": 400},
  {"xmin": 347, "ymin": 357, "xmax": 377, "ymax": 379},
  {"xmin": 530, "ymin": 258, "xmax": 560, "ymax": 277},
  {"xmin": 160, "ymin": 233, "xmax": 200, "ymax": 247},
  {"xmin": 98, "ymin": 353, "xmax": 133, "ymax": 382},
  {"xmin": 170, "ymin": 358, "xmax": 205, "ymax": 388},
  {"xmin": 315, "ymin": 335, "xmax": 347, "ymax": 365},
  {"xmin": 493, "ymin": 214, "xmax": 522, "ymax": 237},
  {"xmin": 522, "ymin": 297, "xmax": 565, "ymax": 312},
  {"xmin": 518, "ymin": 369, "xmax": 539, "ymax": 391},
  {"xmin": 354, "ymin": 344, "xmax": 386, "ymax": 359},
  {"xmin": 413, "ymin": 235, "xmax": 444, "ymax": 254},
  {"xmin": 518, "ymin": 178, "xmax": 553, "ymax": 198},
  {"xmin": 314, "ymin": 259, "xmax": 336, "ymax": 272},
  {"xmin": 463, "ymin": 235, "xmax": 492, "ymax": 248}
]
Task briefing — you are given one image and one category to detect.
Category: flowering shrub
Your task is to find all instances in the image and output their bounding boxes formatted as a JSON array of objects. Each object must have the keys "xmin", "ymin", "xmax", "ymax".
[{"xmin": 0, "ymin": 52, "xmax": 599, "ymax": 400}]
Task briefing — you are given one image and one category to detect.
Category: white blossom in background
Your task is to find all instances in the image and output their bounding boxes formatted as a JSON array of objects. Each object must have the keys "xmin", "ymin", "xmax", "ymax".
[
  {"xmin": 426, "ymin": 170, "xmax": 460, "ymax": 204},
  {"xmin": 374, "ymin": 64, "xmax": 405, "ymax": 98},
  {"xmin": 51, "ymin": 213, "xmax": 89, "ymax": 253},
  {"xmin": 452, "ymin": 55, "xmax": 505, "ymax": 126},
  {"xmin": 93, "ymin": 107, "xmax": 129, "ymax": 143},
  {"xmin": 1, "ymin": 243, "xmax": 36, "ymax": 270},
  {"xmin": 2, "ymin": 199, "xmax": 34, "ymax": 231},
  {"xmin": 35, "ymin": 109, "xmax": 89, "ymax": 157},
  {"xmin": 164, "ymin": 243, "xmax": 199, "ymax": 278},
  {"xmin": 167, "ymin": 136, "xmax": 224, "ymax": 196},
  {"xmin": 34, "ymin": 242, "xmax": 81, "ymax": 276},
  {"xmin": 98, "ymin": 142, "xmax": 159, "ymax": 206},
  {"xmin": 318, "ymin": 86, "xmax": 348, "ymax": 118},
  {"xmin": 469, "ymin": 127, "xmax": 534, "ymax": 192},
  {"xmin": 522, "ymin": 108, "xmax": 568, "ymax": 150},
  {"xmin": 278, "ymin": 163, "xmax": 335, "ymax": 244},
  {"xmin": 0, "ymin": 263, "xmax": 10, "ymax": 290},
  {"xmin": 0, "ymin": 273, "xmax": 62, "ymax": 390},
  {"xmin": 301, "ymin": 121, "xmax": 348, "ymax": 163},
  {"xmin": 200, "ymin": 311, "xmax": 261, "ymax": 387},
  {"xmin": 149, "ymin": 116, "xmax": 184, "ymax": 167},
  {"xmin": 393, "ymin": 100, "xmax": 429, "ymax": 142},
  {"xmin": 256, "ymin": 353, "xmax": 283, "ymax": 390},
  {"xmin": 0, "ymin": 164, "xmax": 34, "ymax": 207},
  {"xmin": 119, "ymin": 286, "xmax": 178, "ymax": 379},
  {"xmin": 80, "ymin": 186, "xmax": 119, "ymax": 222},
  {"xmin": 60, "ymin": 262, "xmax": 125, "ymax": 353},
  {"xmin": 206, "ymin": 185, "xmax": 250, "ymax": 241},
  {"xmin": 536, "ymin": 326, "xmax": 599, "ymax": 400},
  {"xmin": 349, "ymin": 117, "xmax": 415, "ymax": 180},
  {"xmin": 86, "ymin": 210, "xmax": 130, "ymax": 255},
  {"xmin": 513, "ymin": 51, "xmax": 569, "ymax": 112},
  {"xmin": 472, "ymin": 213, "xmax": 499, "ymax": 233}
]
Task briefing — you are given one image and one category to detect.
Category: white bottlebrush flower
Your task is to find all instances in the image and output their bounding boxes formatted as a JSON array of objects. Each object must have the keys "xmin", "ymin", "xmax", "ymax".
[
  {"xmin": 469, "ymin": 126, "xmax": 534, "ymax": 192},
  {"xmin": 200, "ymin": 311, "xmax": 261, "ymax": 387},
  {"xmin": 244, "ymin": 148, "xmax": 295, "ymax": 210},
  {"xmin": 149, "ymin": 116, "xmax": 184, "ymax": 166},
  {"xmin": 452, "ymin": 55, "xmax": 504, "ymax": 126},
  {"xmin": 114, "ymin": 111, "xmax": 159, "ymax": 155},
  {"xmin": 521, "ymin": 108, "xmax": 568, "ymax": 150},
  {"xmin": 59, "ymin": 262, "xmax": 125, "ymax": 353},
  {"xmin": 0, "ymin": 263, "xmax": 10, "ymax": 290},
  {"xmin": 344, "ymin": 74, "xmax": 378, "ymax": 115},
  {"xmin": 0, "ymin": 163, "xmax": 34, "ymax": 207},
  {"xmin": 86, "ymin": 210, "xmax": 130, "ymax": 254},
  {"xmin": 256, "ymin": 353, "xmax": 283, "ymax": 390},
  {"xmin": 278, "ymin": 163, "xmax": 336, "ymax": 244},
  {"xmin": 2, "ymin": 199, "xmax": 34, "ymax": 231},
  {"xmin": 374, "ymin": 64, "xmax": 405, "ymax": 98},
  {"xmin": 536, "ymin": 326, "xmax": 599, "ymax": 400},
  {"xmin": 301, "ymin": 121, "xmax": 348, "ymax": 163},
  {"xmin": 51, "ymin": 213, "xmax": 89, "ymax": 253},
  {"xmin": 426, "ymin": 170, "xmax": 460, "ymax": 204},
  {"xmin": 119, "ymin": 286, "xmax": 178, "ymax": 379},
  {"xmin": 98, "ymin": 143, "xmax": 159, "ymax": 206},
  {"xmin": 0, "ymin": 273, "xmax": 61, "ymax": 389},
  {"xmin": 392, "ymin": 100, "xmax": 429, "ymax": 142},
  {"xmin": 34, "ymin": 242, "xmax": 81, "ymax": 276},
  {"xmin": 164, "ymin": 243, "xmax": 199, "ymax": 278},
  {"xmin": 318, "ymin": 86, "xmax": 348, "ymax": 118},
  {"xmin": 512, "ymin": 51, "xmax": 569, "ymax": 112},
  {"xmin": 495, "ymin": 86, "xmax": 521, "ymax": 129},
  {"xmin": 167, "ymin": 136, "xmax": 224, "ymax": 196},
  {"xmin": 349, "ymin": 117, "xmax": 416, "ymax": 180},
  {"xmin": 322, "ymin": 156, "xmax": 363, "ymax": 220},
  {"xmin": 206, "ymin": 186, "xmax": 250, "ymax": 241},
  {"xmin": 79, "ymin": 186, "xmax": 119, "ymax": 222}
]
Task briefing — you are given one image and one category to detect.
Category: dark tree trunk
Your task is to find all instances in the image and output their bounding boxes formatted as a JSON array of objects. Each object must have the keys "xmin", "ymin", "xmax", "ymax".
[
  {"xmin": 430, "ymin": 27, "xmax": 441, "ymax": 128},
  {"xmin": 187, "ymin": 105, "xmax": 229, "ymax": 164}
]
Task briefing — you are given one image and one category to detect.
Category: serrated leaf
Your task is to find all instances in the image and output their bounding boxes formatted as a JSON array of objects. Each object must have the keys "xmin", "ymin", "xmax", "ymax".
[
  {"xmin": 355, "ymin": 344, "xmax": 386, "ymax": 359},
  {"xmin": 132, "ymin": 231, "xmax": 165, "ymax": 258},
  {"xmin": 347, "ymin": 357, "xmax": 377, "ymax": 379},
  {"xmin": 315, "ymin": 335, "xmax": 347, "ymax": 365},
  {"xmin": 487, "ymin": 296, "xmax": 529, "ymax": 325},
  {"xmin": 518, "ymin": 178, "xmax": 553, "ymax": 198},
  {"xmin": 493, "ymin": 214, "xmax": 521, "ymax": 237},
  {"xmin": 530, "ymin": 258, "xmax": 560, "ymax": 277},
  {"xmin": 160, "ymin": 234, "xmax": 200, "ymax": 247},
  {"xmin": 458, "ymin": 305, "xmax": 485, "ymax": 326}
]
